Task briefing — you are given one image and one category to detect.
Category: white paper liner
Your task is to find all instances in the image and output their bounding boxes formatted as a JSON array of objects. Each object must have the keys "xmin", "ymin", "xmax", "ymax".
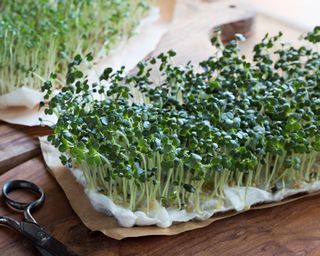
[
  {"xmin": 0, "ymin": 87, "xmax": 44, "ymax": 109},
  {"xmin": 70, "ymin": 167, "xmax": 320, "ymax": 228},
  {"xmin": 0, "ymin": 2, "xmax": 174, "ymax": 126}
]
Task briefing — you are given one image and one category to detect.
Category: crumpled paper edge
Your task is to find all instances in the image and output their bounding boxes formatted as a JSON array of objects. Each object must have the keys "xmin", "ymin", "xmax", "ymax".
[
  {"xmin": 0, "ymin": 0, "xmax": 175, "ymax": 126},
  {"xmin": 70, "ymin": 167, "xmax": 320, "ymax": 228},
  {"xmin": 40, "ymin": 136, "xmax": 320, "ymax": 240}
]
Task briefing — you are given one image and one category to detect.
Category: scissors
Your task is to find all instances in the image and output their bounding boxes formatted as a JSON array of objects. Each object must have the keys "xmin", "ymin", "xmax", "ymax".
[{"xmin": 0, "ymin": 180, "xmax": 78, "ymax": 256}]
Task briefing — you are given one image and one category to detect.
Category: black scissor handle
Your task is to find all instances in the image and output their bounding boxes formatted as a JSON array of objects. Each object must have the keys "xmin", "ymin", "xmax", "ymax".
[
  {"xmin": 19, "ymin": 221, "xmax": 79, "ymax": 256},
  {"xmin": 2, "ymin": 180, "xmax": 45, "ymax": 222}
]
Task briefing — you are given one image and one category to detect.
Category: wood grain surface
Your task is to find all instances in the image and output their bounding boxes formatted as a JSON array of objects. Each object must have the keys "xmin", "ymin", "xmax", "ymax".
[
  {"xmin": 0, "ymin": 1, "xmax": 320, "ymax": 255},
  {"xmin": 0, "ymin": 152, "xmax": 320, "ymax": 255},
  {"xmin": 0, "ymin": 122, "xmax": 51, "ymax": 174}
]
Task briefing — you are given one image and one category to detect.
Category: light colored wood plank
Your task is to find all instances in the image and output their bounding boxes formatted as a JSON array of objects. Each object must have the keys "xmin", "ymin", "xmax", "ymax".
[
  {"xmin": 153, "ymin": 0, "xmax": 256, "ymax": 65},
  {"xmin": 243, "ymin": 0, "xmax": 320, "ymax": 31}
]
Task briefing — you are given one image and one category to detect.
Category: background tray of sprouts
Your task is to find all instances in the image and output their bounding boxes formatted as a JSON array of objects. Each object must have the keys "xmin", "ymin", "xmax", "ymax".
[
  {"xmin": 0, "ymin": 0, "xmax": 155, "ymax": 109},
  {"xmin": 42, "ymin": 28, "xmax": 320, "ymax": 228}
]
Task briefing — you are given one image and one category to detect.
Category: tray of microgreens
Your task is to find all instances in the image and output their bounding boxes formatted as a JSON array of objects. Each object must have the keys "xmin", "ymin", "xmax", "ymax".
[
  {"xmin": 0, "ymin": 0, "xmax": 151, "ymax": 97},
  {"xmin": 41, "ymin": 27, "xmax": 320, "ymax": 227}
]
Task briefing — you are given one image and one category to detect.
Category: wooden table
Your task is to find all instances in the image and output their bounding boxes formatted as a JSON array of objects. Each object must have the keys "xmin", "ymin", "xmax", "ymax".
[{"xmin": 1, "ymin": 122, "xmax": 320, "ymax": 256}]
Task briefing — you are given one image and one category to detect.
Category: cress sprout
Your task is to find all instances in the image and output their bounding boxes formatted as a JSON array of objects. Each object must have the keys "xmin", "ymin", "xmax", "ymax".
[
  {"xmin": 0, "ymin": 0, "xmax": 151, "ymax": 95},
  {"xmin": 42, "ymin": 27, "xmax": 320, "ymax": 213}
]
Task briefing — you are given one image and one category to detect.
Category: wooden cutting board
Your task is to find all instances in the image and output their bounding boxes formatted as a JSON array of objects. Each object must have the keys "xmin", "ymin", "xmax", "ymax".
[
  {"xmin": 0, "ymin": 1, "xmax": 319, "ymax": 255},
  {"xmin": 153, "ymin": 0, "xmax": 305, "ymax": 64}
]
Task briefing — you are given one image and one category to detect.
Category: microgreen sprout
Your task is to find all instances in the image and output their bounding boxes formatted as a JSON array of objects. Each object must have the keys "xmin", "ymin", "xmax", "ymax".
[
  {"xmin": 0, "ymin": 0, "xmax": 151, "ymax": 95},
  {"xmin": 42, "ymin": 27, "xmax": 320, "ymax": 213}
]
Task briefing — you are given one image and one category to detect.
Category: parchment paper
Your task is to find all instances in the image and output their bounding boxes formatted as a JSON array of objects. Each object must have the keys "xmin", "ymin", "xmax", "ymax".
[
  {"xmin": 0, "ymin": 0, "xmax": 175, "ymax": 126},
  {"xmin": 40, "ymin": 137, "xmax": 320, "ymax": 240}
]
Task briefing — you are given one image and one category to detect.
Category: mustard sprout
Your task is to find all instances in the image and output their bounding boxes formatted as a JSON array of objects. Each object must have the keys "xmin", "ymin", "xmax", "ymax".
[
  {"xmin": 0, "ymin": 0, "xmax": 151, "ymax": 95},
  {"xmin": 42, "ymin": 27, "xmax": 320, "ymax": 213}
]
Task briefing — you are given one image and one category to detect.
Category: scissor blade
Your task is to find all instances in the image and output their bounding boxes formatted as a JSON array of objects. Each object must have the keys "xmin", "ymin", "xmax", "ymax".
[
  {"xmin": 20, "ymin": 221, "xmax": 78, "ymax": 256},
  {"xmin": 39, "ymin": 233, "xmax": 79, "ymax": 256},
  {"xmin": 0, "ymin": 216, "xmax": 21, "ymax": 232},
  {"xmin": 36, "ymin": 246, "xmax": 55, "ymax": 256}
]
